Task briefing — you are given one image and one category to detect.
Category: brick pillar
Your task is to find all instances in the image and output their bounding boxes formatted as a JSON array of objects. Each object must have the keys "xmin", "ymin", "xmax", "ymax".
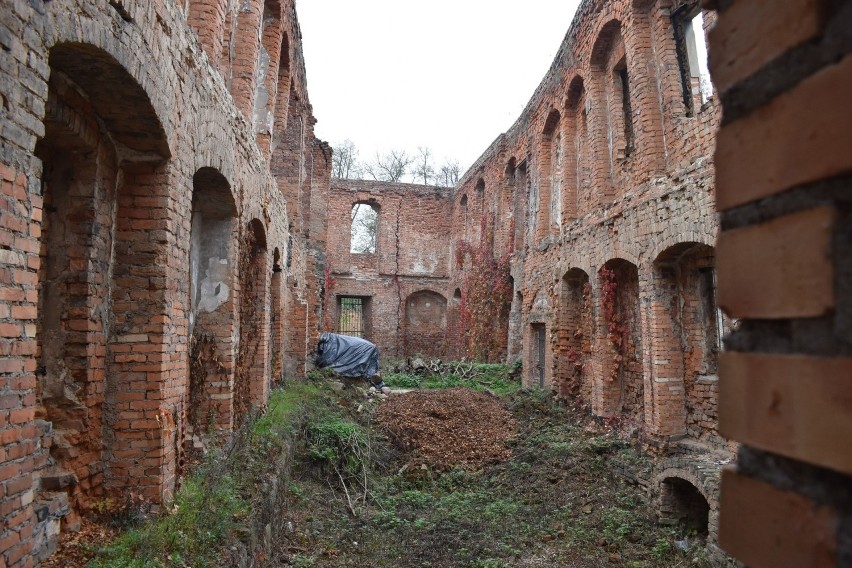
[
  {"xmin": 229, "ymin": 0, "xmax": 263, "ymax": 121},
  {"xmin": 105, "ymin": 166, "xmax": 176, "ymax": 504},
  {"xmin": 642, "ymin": 263, "xmax": 686, "ymax": 438},
  {"xmin": 187, "ymin": 0, "xmax": 227, "ymax": 71},
  {"xmin": 0, "ymin": 165, "xmax": 44, "ymax": 567}
]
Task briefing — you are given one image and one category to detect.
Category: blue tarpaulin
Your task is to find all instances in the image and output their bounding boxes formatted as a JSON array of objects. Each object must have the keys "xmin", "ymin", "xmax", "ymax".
[{"xmin": 315, "ymin": 332, "xmax": 380, "ymax": 379}]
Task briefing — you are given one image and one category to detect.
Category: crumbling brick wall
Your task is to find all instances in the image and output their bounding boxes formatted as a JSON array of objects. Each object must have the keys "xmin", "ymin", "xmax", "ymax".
[
  {"xmin": 0, "ymin": 0, "xmax": 328, "ymax": 564},
  {"xmin": 325, "ymin": 180, "xmax": 453, "ymax": 358},
  {"xmin": 449, "ymin": 0, "xmax": 728, "ymax": 555},
  {"xmin": 709, "ymin": 1, "xmax": 852, "ymax": 566}
]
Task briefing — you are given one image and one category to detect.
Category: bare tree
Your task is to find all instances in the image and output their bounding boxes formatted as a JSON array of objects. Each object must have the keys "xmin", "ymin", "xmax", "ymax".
[
  {"xmin": 364, "ymin": 149, "xmax": 414, "ymax": 182},
  {"xmin": 412, "ymin": 146, "xmax": 436, "ymax": 185},
  {"xmin": 350, "ymin": 203, "xmax": 378, "ymax": 253},
  {"xmin": 436, "ymin": 159, "xmax": 462, "ymax": 188},
  {"xmin": 332, "ymin": 139, "xmax": 361, "ymax": 179}
]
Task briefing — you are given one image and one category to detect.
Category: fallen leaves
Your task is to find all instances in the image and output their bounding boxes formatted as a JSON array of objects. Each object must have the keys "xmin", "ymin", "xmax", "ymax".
[{"xmin": 376, "ymin": 388, "xmax": 517, "ymax": 471}]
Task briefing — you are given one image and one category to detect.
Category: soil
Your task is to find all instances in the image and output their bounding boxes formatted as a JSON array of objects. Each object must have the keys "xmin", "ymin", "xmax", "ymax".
[
  {"xmin": 276, "ymin": 387, "xmax": 714, "ymax": 567},
  {"xmin": 376, "ymin": 388, "xmax": 517, "ymax": 471}
]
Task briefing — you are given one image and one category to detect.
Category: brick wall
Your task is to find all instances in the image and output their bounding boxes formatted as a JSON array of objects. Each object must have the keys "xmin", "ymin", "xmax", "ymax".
[
  {"xmin": 0, "ymin": 0, "xmax": 328, "ymax": 564},
  {"xmin": 708, "ymin": 0, "xmax": 852, "ymax": 566},
  {"xmin": 325, "ymin": 180, "xmax": 453, "ymax": 358},
  {"xmin": 448, "ymin": 0, "xmax": 730, "ymax": 558}
]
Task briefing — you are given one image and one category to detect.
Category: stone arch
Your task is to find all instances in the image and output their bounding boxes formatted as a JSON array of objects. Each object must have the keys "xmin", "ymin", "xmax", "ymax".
[
  {"xmin": 590, "ymin": 19, "xmax": 628, "ymax": 200},
  {"xmin": 188, "ymin": 167, "xmax": 237, "ymax": 445},
  {"xmin": 655, "ymin": 462, "xmax": 719, "ymax": 542},
  {"xmin": 556, "ymin": 268, "xmax": 592, "ymax": 403},
  {"xmin": 650, "ymin": 242, "xmax": 723, "ymax": 441},
  {"xmin": 35, "ymin": 41, "xmax": 172, "ymax": 507},
  {"xmin": 598, "ymin": 258, "xmax": 643, "ymax": 419},
  {"xmin": 235, "ymin": 219, "xmax": 270, "ymax": 426},
  {"xmin": 538, "ymin": 108, "xmax": 562, "ymax": 238},
  {"xmin": 565, "ymin": 75, "xmax": 588, "ymax": 218},
  {"xmin": 404, "ymin": 290, "xmax": 448, "ymax": 357}
]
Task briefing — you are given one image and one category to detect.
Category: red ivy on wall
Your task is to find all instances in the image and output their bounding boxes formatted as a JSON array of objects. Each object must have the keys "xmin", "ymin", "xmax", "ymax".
[{"xmin": 455, "ymin": 213, "xmax": 514, "ymax": 362}]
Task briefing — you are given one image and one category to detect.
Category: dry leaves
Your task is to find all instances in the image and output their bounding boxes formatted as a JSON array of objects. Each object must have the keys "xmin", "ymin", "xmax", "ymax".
[{"xmin": 376, "ymin": 388, "xmax": 517, "ymax": 470}]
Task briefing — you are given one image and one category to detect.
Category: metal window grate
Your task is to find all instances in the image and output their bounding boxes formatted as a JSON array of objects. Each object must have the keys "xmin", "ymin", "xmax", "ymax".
[{"xmin": 339, "ymin": 297, "xmax": 365, "ymax": 338}]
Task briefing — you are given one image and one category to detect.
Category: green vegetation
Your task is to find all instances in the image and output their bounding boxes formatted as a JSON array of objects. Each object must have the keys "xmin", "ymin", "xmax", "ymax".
[
  {"xmin": 383, "ymin": 361, "xmax": 523, "ymax": 396},
  {"xmin": 282, "ymin": 389, "xmax": 714, "ymax": 567},
  {"xmin": 90, "ymin": 383, "xmax": 323, "ymax": 567}
]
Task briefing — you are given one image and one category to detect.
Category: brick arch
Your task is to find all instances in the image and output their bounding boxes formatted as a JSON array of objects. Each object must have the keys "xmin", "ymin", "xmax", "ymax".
[
  {"xmin": 564, "ymin": 74, "xmax": 588, "ymax": 218},
  {"xmin": 649, "ymin": 241, "xmax": 722, "ymax": 441},
  {"xmin": 539, "ymin": 108, "xmax": 562, "ymax": 238},
  {"xmin": 188, "ymin": 167, "xmax": 238, "ymax": 439},
  {"xmin": 598, "ymin": 258, "xmax": 644, "ymax": 419},
  {"xmin": 404, "ymin": 290, "xmax": 448, "ymax": 358},
  {"xmin": 648, "ymin": 230, "xmax": 716, "ymax": 263},
  {"xmin": 590, "ymin": 19, "xmax": 624, "ymax": 68},
  {"xmin": 35, "ymin": 40, "xmax": 174, "ymax": 507},
  {"xmin": 234, "ymin": 218, "xmax": 270, "ymax": 426},
  {"xmin": 43, "ymin": 15, "xmax": 176, "ymax": 154},
  {"xmin": 47, "ymin": 42, "xmax": 171, "ymax": 158},
  {"xmin": 654, "ymin": 462, "xmax": 719, "ymax": 541}
]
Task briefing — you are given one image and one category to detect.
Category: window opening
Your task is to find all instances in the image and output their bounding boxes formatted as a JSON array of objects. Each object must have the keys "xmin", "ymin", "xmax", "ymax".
[
  {"xmin": 675, "ymin": 9, "xmax": 713, "ymax": 113},
  {"xmin": 338, "ymin": 296, "xmax": 366, "ymax": 338},
  {"xmin": 350, "ymin": 203, "xmax": 378, "ymax": 253}
]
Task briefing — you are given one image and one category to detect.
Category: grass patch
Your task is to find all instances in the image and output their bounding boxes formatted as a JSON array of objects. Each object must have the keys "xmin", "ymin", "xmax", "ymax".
[
  {"xmin": 282, "ymin": 388, "xmax": 716, "ymax": 567},
  {"xmin": 383, "ymin": 361, "xmax": 523, "ymax": 396},
  {"xmin": 91, "ymin": 383, "xmax": 323, "ymax": 567}
]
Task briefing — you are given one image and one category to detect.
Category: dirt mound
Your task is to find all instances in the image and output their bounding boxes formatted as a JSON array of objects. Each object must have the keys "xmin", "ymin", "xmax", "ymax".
[{"xmin": 376, "ymin": 388, "xmax": 517, "ymax": 470}]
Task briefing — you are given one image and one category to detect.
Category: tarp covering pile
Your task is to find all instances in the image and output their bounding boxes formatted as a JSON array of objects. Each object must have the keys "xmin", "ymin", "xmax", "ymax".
[{"xmin": 316, "ymin": 332, "xmax": 380, "ymax": 378}]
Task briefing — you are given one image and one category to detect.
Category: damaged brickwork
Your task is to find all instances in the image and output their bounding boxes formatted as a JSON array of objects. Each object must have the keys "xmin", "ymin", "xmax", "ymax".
[
  {"xmin": 0, "ymin": 0, "xmax": 330, "ymax": 564},
  {"xmin": 447, "ymin": 0, "xmax": 733, "ymax": 559},
  {"xmin": 325, "ymin": 179, "xmax": 453, "ymax": 359}
]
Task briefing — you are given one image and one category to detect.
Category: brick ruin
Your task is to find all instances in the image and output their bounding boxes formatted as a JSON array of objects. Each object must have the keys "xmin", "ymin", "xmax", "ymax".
[
  {"xmin": 1, "ymin": 0, "xmax": 851, "ymax": 566},
  {"xmin": 0, "ymin": 0, "xmax": 330, "ymax": 563}
]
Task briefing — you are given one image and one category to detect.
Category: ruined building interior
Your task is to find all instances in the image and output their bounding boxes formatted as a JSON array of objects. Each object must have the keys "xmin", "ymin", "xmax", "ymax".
[{"xmin": 0, "ymin": 0, "xmax": 850, "ymax": 566}]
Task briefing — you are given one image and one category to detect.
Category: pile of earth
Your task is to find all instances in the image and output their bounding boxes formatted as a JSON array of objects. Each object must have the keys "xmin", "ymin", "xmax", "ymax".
[{"xmin": 376, "ymin": 387, "xmax": 517, "ymax": 470}]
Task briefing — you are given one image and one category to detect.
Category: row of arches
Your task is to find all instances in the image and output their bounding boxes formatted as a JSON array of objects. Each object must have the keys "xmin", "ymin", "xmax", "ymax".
[
  {"xmin": 186, "ymin": 0, "xmax": 292, "ymax": 157},
  {"xmin": 33, "ymin": 40, "xmax": 291, "ymax": 512},
  {"xmin": 524, "ymin": 241, "xmax": 725, "ymax": 442},
  {"xmin": 453, "ymin": 4, "xmax": 716, "ymax": 261}
]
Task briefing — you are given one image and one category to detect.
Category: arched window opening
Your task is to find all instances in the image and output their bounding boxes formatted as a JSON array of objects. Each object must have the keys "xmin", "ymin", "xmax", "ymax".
[
  {"xmin": 350, "ymin": 202, "xmax": 378, "ymax": 254},
  {"xmin": 613, "ymin": 57, "xmax": 634, "ymax": 158},
  {"xmin": 674, "ymin": 7, "xmax": 713, "ymax": 115},
  {"xmin": 660, "ymin": 477, "xmax": 710, "ymax": 538}
]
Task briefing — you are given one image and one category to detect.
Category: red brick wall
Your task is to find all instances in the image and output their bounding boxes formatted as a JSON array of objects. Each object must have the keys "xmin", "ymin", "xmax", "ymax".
[
  {"xmin": 325, "ymin": 180, "xmax": 453, "ymax": 358},
  {"xmin": 709, "ymin": 0, "xmax": 852, "ymax": 565},
  {"xmin": 0, "ymin": 0, "xmax": 328, "ymax": 563}
]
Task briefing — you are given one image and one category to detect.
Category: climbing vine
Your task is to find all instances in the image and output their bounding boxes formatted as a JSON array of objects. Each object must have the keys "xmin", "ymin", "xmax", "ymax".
[
  {"xmin": 455, "ymin": 213, "xmax": 514, "ymax": 362},
  {"xmin": 600, "ymin": 265, "xmax": 626, "ymax": 383},
  {"xmin": 234, "ymin": 228, "xmax": 263, "ymax": 426}
]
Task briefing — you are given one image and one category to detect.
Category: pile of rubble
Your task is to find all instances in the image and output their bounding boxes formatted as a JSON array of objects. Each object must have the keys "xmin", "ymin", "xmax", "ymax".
[{"xmin": 376, "ymin": 388, "xmax": 517, "ymax": 470}]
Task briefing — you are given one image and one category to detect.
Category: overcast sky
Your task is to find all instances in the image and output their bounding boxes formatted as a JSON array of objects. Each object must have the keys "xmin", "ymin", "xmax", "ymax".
[{"xmin": 296, "ymin": 0, "xmax": 582, "ymax": 178}]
